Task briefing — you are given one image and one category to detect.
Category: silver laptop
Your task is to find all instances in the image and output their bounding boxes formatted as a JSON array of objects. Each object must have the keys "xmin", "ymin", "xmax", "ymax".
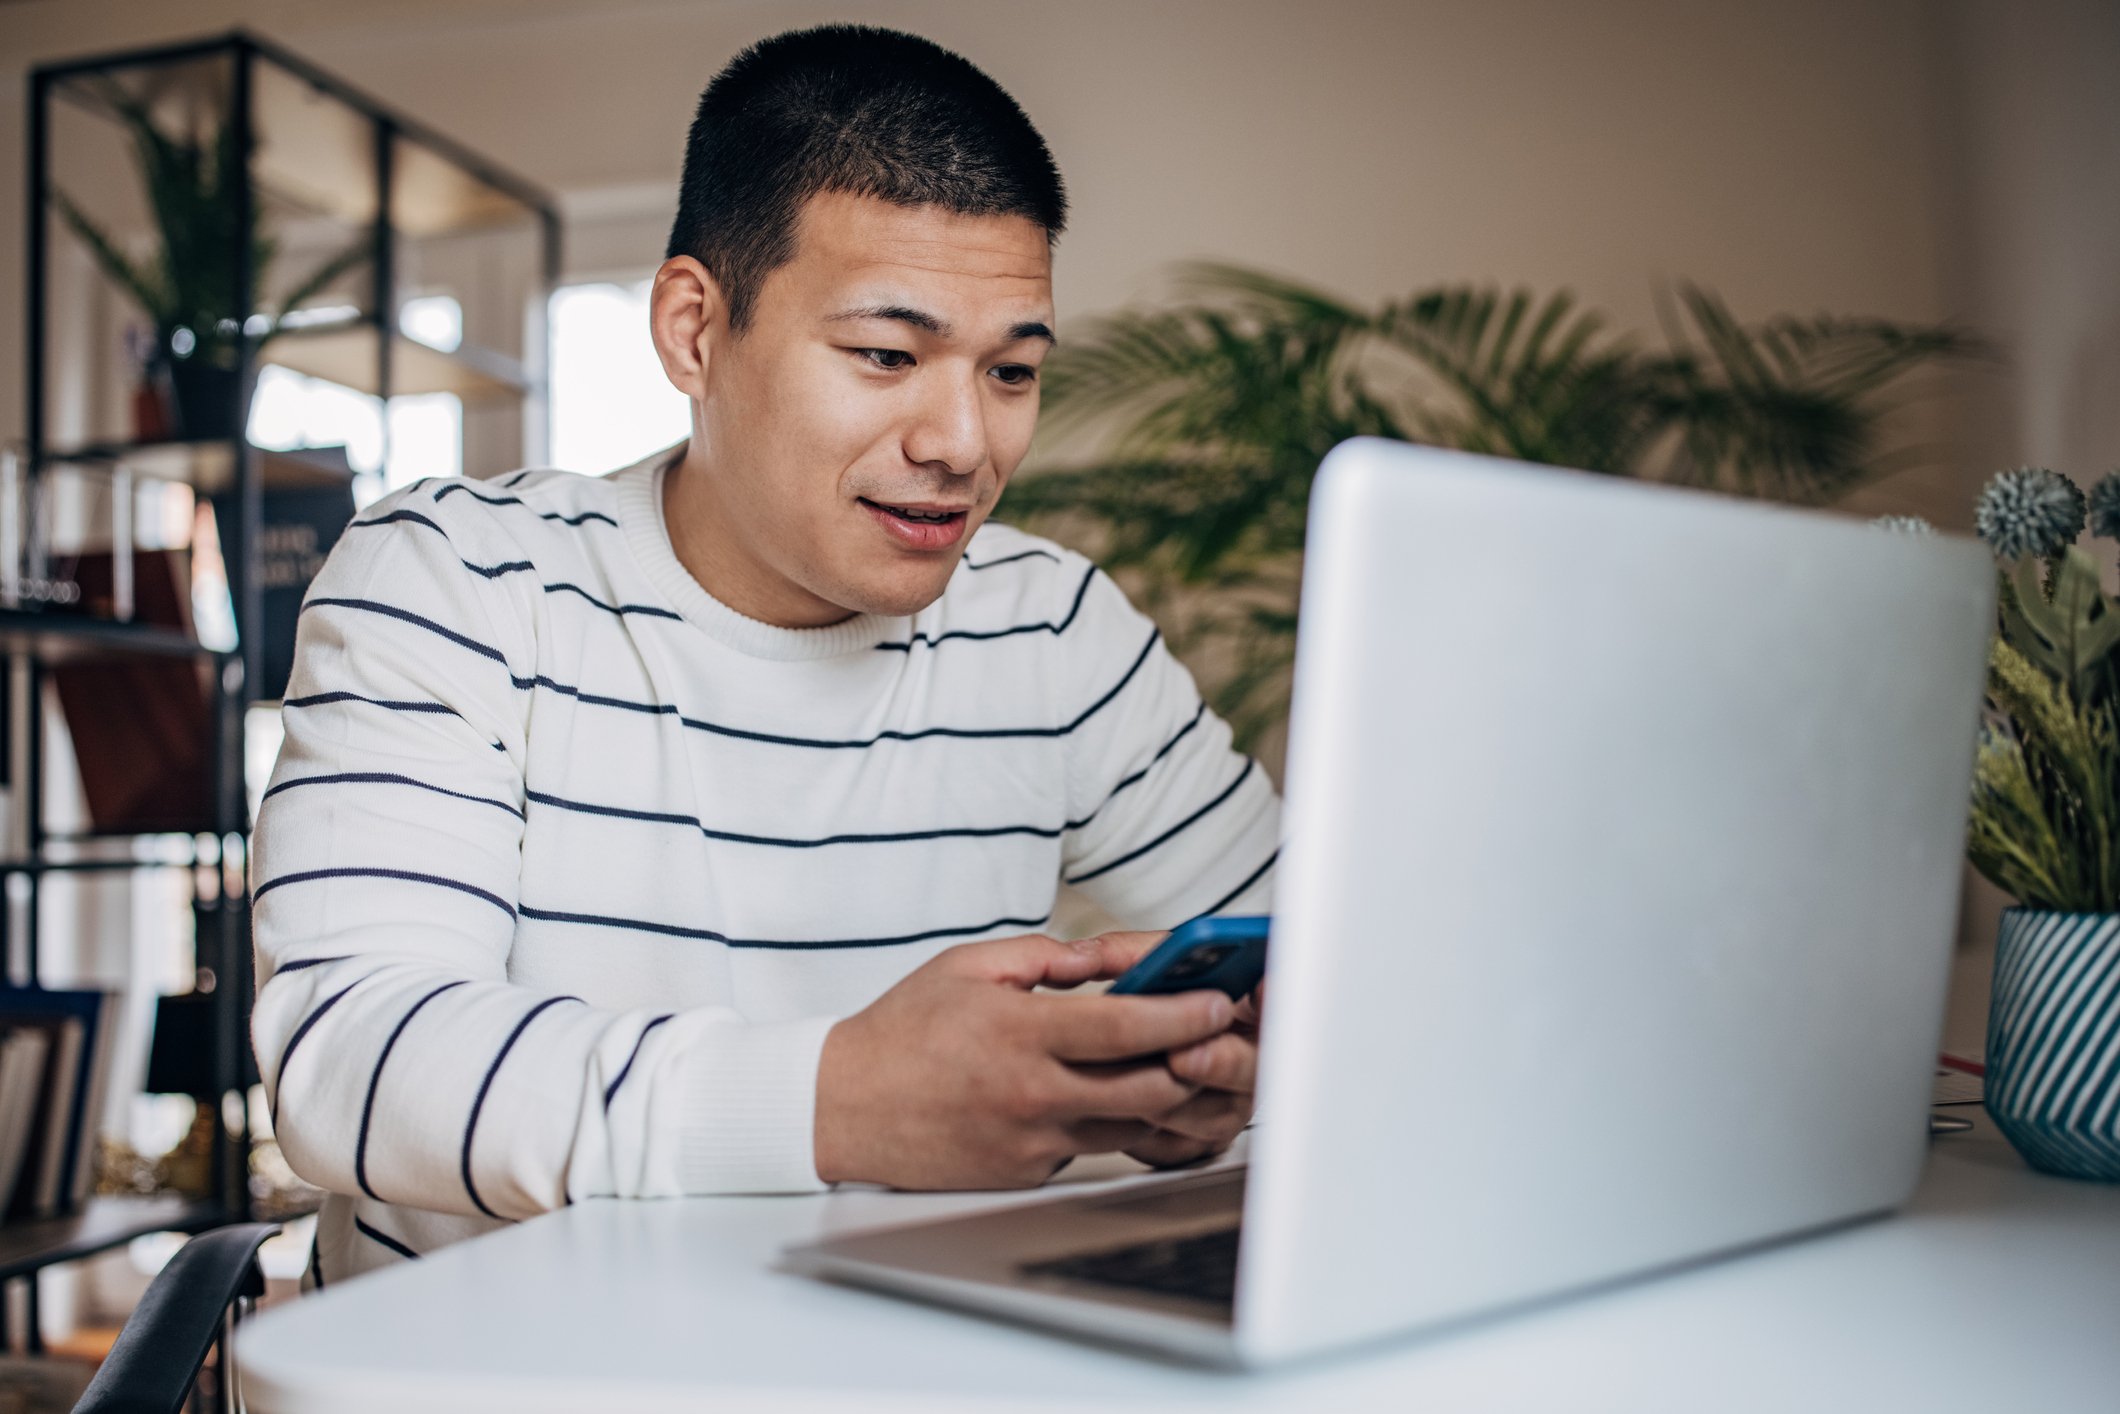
[{"xmin": 784, "ymin": 437, "xmax": 1998, "ymax": 1367}]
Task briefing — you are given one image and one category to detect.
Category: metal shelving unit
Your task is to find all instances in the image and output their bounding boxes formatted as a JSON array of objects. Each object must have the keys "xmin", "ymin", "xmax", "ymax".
[{"xmin": 9, "ymin": 27, "xmax": 557, "ymax": 1352}]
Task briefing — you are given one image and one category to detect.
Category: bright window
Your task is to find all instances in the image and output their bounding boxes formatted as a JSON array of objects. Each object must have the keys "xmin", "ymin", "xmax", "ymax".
[
  {"xmin": 246, "ymin": 295, "xmax": 466, "ymax": 510},
  {"xmin": 549, "ymin": 277, "xmax": 691, "ymax": 475}
]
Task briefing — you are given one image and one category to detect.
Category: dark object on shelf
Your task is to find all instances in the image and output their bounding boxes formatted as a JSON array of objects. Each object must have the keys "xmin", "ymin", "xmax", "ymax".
[
  {"xmin": 73, "ymin": 1220, "xmax": 279, "ymax": 1414},
  {"xmin": 163, "ymin": 356, "xmax": 246, "ymax": 441},
  {"xmin": 0, "ymin": 987, "xmax": 121, "ymax": 1222},
  {"xmin": 146, "ymin": 988, "xmax": 260, "ymax": 1099},
  {"xmin": 209, "ymin": 445, "xmax": 356, "ymax": 701},
  {"xmin": 48, "ymin": 549, "xmax": 214, "ymax": 835}
]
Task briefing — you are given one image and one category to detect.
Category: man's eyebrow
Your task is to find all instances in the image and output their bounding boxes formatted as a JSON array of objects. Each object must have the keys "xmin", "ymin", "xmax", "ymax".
[
  {"xmin": 827, "ymin": 304, "xmax": 950, "ymax": 336},
  {"xmin": 825, "ymin": 305, "xmax": 1057, "ymax": 346}
]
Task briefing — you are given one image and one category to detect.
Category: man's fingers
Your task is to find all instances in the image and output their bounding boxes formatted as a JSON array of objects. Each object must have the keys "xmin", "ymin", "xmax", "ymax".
[
  {"xmin": 1056, "ymin": 1058, "xmax": 1200, "ymax": 1119},
  {"xmin": 1065, "ymin": 1119, "xmax": 1159, "ymax": 1154},
  {"xmin": 1139, "ymin": 1088, "xmax": 1252, "ymax": 1145},
  {"xmin": 1078, "ymin": 929, "xmax": 1173, "ymax": 980},
  {"xmin": 954, "ymin": 933, "xmax": 1108, "ymax": 990},
  {"xmin": 1124, "ymin": 1130, "xmax": 1221, "ymax": 1170},
  {"xmin": 1045, "ymin": 989, "xmax": 1232, "ymax": 1063},
  {"xmin": 1167, "ymin": 1030, "xmax": 1257, "ymax": 1093}
]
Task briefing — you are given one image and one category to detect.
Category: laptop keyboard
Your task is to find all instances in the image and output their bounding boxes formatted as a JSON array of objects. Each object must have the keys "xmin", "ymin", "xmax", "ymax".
[{"xmin": 1022, "ymin": 1226, "xmax": 1241, "ymax": 1308}]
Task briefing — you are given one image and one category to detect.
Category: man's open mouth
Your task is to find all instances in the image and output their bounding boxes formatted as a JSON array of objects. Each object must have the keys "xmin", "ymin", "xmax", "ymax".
[{"xmin": 859, "ymin": 498, "xmax": 966, "ymax": 525}]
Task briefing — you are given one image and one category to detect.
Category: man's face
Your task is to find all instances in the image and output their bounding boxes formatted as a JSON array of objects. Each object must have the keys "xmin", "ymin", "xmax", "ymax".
[{"xmin": 679, "ymin": 190, "xmax": 1055, "ymax": 624}]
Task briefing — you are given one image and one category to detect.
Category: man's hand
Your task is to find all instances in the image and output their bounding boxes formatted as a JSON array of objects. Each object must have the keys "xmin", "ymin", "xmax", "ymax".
[
  {"xmin": 1097, "ymin": 930, "xmax": 1260, "ymax": 1170},
  {"xmin": 813, "ymin": 931, "xmax": 1236, "ymax": 1189}
]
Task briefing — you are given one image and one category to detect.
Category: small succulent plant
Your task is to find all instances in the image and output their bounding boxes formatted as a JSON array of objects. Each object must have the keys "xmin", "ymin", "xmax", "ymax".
[
  {"xmin": 1974, "ymin": 466, "xmax": 2087, "ymax": 562},
  {"xmin": 1966, "ymin": 466, "xmax": 2120, "ymax": 910},
  {"xmin": 2087, "ymin": 471, "xmax": 2120, "ymax": 542}
]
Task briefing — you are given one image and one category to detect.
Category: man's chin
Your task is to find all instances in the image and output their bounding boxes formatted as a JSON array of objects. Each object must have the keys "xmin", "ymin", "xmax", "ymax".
[{"xmin": 829, "ymin": 566, "xmax": 959, "ymax": 621}]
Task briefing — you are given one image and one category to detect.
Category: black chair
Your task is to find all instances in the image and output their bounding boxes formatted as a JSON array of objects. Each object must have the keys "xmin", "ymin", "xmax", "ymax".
[{"xmin": 74, "ymin": 1222, "xmax": 281, "ymax": 1414}]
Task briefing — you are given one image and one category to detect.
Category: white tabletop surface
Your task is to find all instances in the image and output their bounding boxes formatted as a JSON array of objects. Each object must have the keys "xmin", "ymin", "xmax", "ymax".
[{"xmin": 237, "ymin": 1121, "xmax": 2120, "ymax": 1413}]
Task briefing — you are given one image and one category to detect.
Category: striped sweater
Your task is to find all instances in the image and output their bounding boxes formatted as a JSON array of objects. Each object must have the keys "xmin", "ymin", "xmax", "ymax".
[{"xmin": 250, "ymin": 439, "xmax": 1280, "ymax": 1287}]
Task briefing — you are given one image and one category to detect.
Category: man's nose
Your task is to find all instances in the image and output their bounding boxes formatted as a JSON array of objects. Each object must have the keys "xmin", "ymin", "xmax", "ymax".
[{"xmin": 902, "ymin": 370, "xmax": 988, "ymax": 478}]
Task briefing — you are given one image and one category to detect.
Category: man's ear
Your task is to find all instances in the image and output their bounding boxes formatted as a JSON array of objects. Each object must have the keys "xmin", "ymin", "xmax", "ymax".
[{"xmin": 648, "ymin": 255, "xmax": 729, "ymax": 401}]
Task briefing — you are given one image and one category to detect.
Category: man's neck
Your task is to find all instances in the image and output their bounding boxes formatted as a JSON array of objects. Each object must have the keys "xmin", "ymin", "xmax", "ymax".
[{"xmin": 660, "ymin": 442, "xmax": 858, "ymax": 629}]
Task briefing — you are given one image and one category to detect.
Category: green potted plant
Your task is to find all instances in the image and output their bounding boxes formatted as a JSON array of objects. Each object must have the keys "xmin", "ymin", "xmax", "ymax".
[
  {"xmin": 1011, "ymin": 264, "xmax": 1975, "ymax": 749},
  {"xmin": 49, "ymin": 75, "xmax": 372, "ymax": 440},
  {"xmin": 1959, "ymin": 466, "xmax": 2120, "ymax": 1181}
]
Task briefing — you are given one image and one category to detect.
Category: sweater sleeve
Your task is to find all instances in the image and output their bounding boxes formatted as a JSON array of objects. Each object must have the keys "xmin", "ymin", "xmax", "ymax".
[
  {"xmin": 1058, "ymin": 565, "xmax": 1281, "ymax": 925},
  {"xmin": 249, "ymin": 488, "xmax": 831, "ymax": 1221}
]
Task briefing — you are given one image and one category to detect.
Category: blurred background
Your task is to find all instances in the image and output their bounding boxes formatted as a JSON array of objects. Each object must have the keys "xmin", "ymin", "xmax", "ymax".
[{"xmin": 0, "ymin": 0, "xmax": 2111, "ymax": 1391}]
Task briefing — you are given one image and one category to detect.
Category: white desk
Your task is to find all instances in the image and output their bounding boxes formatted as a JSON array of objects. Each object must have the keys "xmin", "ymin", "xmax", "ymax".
[{"xmin": 238, "ymin": 1123, "xmax": 2119, "ymax": 1413}]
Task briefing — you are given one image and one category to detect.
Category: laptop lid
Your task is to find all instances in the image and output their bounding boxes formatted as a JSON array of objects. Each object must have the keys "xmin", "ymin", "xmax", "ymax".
[{"xmin": 1236, "ymin": 439, "xmax": 1995, "ymax": 1364}]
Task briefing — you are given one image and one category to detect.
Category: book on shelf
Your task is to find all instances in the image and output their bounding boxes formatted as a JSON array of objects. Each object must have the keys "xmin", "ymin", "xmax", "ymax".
[
  {"xmin": 67, "ymin": 991, "xmax": 122, "ymax": 1210},
  {"xmin": 0, "ymin": 987, "xmax": 121, "ymax": 1222},
  {"xmin": 49, "ymin": 547, "xmax": 213, "ymax": 834},
  {"xmin": 0, "ymin": 1029, "xmax": 52, "ymax": 1213}
]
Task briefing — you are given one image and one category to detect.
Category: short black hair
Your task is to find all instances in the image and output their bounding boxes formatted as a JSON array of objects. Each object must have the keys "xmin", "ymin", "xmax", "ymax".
[{"xmin": 666, "ymin": 24, "xmax": 1067, "ymax": 332}]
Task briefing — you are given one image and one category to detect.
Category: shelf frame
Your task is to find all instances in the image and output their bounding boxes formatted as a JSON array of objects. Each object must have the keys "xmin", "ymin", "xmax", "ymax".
[
  {"xmin": 0, "ymin": 1195, "xmax": 230, "ymax": 1285},
  {"xmin": 11, "ymin": 25, "xmax": 560, "ymax": 1356}
]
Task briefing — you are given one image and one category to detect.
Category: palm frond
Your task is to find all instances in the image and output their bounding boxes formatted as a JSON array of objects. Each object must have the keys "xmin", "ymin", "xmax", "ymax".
[
  {"xmin": 1011, "ymin": 265, "xmax": 1976, "ymax": 748},
  {"xmin": 50, "ymin": 188, "xmax": 168, "ymax": 318},
  {"xmin": 1644, "ymin": 284, "xmax": 1981, "ymax": 501},
  {"xmin": 1370, "ymin": 286, "xmax": 1652, "ymax": 473},
  {"xmin": 48, "ymin": 73, "xmax": 347, "ymax": 359}
]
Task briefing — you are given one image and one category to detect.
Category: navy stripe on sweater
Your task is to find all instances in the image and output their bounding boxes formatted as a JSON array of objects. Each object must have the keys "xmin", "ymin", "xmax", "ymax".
[
  {"xmin": 354, "ymin": 507, "xmax": 1070, "ymax": 637},
  {"xmin": 527, "ymin": 788, "xmax": 1069, "ymax": 848},
  {"xmin": 433, "ymin": 482, "xmax": 618, "ymax": 526},
  {"xmin": 1204, "ymin": 848, "xmax": 1279, "ymax": 915},
  {"xmin": 302, "ymin": 592, "xmax": 1164, "ymax": 748},
  {"xmin": 255, "ymin": 867, "xmax": 517, "ymax": 919},
  {"xmin": 516, "ymin": 902, "xmax": 1053, "ymax": 951},
  {"xmin": 961, "ymin": 547, "xmax": 1061, "ymax": 571},
  {"xmin": 603, "ymin": 1014, "xmax": 675, "ymax": 1110},
  {"xmin": 1066, "ymin": 759, "xmax": 1259, "ymax": 885},
  {"xmin": 265, "ymin": 772, "xmax": 524, "ymax": 820},
  {"xmin": 283, "ymin": 690, "xmax": 466, "ymax": 719},
  {"xmin": 517, "ymin": 697, "xmax": 1213, "ymax": 847},
  {"xmin": 356, "ymin": 979, "xmax": 471, "ymax": 1202},
  {"xmin": 355, "ymin": 1216, "xmax": 421, "ymax": 1261},
  {"xmin": 543, "ymin": 582, "xmax": 683, "ymax": 620},
  {"xmin": 876, "ymin": 565, "xmax": 1097, "ymax": 651},
  {"xmin": 461, "ymin": 996, "xmax": 585, "ymax": 1218},
  {"xmin": 305, "ymin": 597, "xmax": 509, "ymax": 663},
  {"xmin": 275, "ymin": 976, "xmax": 364, "ymax": 1090},
  {"xmin": 347, "ymin": 514, "xmax": 680, "ymax": 619},
  {"xmin": 346, "ymin": 510, "xmax": 535, "ymax": 577},
  {"xmin": 272, "ymin": 954, "xmax": 352, "ymax": 975}
]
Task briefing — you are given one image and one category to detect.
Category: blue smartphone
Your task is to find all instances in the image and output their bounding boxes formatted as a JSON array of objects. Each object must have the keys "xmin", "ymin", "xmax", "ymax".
[{"xmin": 1107, "ymin": 914, "xmax": 1269, "ymax": 998}]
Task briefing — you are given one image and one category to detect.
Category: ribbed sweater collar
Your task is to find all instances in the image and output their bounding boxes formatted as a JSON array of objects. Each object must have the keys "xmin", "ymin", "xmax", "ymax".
[{"xmin": 612, "ymin": 439, "xmax": 905, "ymax": 662}]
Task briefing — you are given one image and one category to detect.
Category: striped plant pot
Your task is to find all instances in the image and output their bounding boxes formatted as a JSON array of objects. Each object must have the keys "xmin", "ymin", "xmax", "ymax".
[{"xmin": 1985, "ymin": 908, "xmax": 2120, "ymax": 1182}]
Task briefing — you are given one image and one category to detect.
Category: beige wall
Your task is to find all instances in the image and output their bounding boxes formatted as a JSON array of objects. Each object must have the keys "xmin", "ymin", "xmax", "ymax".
[{"xmin": 5, "ymin": 0, "xmax": 1958, "ymax": 465}]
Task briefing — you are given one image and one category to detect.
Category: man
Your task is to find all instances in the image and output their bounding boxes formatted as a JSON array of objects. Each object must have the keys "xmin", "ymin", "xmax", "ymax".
[{"xmin": 252, "ymin": 23, "xmax": 1279, "ymax": 1289}]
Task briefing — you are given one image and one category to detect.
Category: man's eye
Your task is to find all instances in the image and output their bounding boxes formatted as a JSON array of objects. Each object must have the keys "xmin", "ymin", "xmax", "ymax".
[
  {"xmin": 991, "ymin": 364, "xmax": 1038, "ymax": 386},
  {"xmin": 856, "ymin": 348, "xmax": 914, "ymax": 370}
]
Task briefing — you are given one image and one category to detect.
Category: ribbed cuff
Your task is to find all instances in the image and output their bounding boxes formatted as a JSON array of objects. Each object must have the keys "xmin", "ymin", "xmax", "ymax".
[{"xmin": 670, "ymin": 1015, "xmax": 838, "ymax": 1194}]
